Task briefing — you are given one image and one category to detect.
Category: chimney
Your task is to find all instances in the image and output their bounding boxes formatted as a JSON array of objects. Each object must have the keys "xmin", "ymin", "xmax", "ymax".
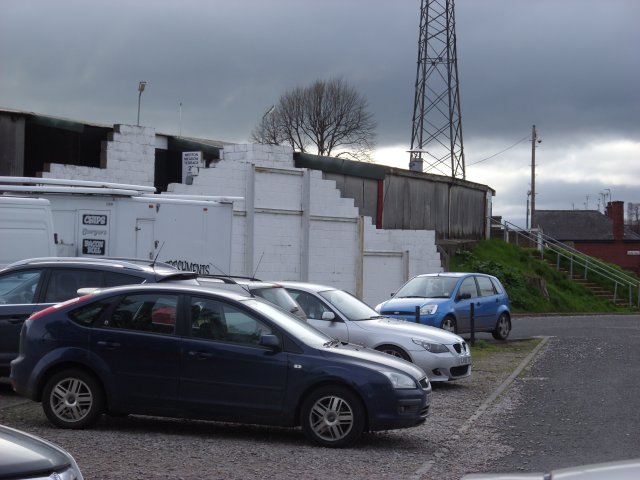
[{"xmin": 606, "ymin": 201, "xmax": 625, "ymax": 241}]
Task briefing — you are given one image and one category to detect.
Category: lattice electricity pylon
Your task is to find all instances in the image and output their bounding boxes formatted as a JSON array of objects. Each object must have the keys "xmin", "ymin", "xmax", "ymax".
[{"xmin": 409, "ymin": 0, "xmax": 465, "ymax": 179}]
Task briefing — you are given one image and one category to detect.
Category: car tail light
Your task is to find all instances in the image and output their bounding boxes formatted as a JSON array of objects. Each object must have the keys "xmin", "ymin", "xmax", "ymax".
[{"xmin": 28, "ymin": 294, "xmax": 93, "ymax": 321}]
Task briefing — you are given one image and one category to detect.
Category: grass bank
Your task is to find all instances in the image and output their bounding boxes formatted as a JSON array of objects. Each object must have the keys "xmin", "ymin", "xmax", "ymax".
[{"xmin": 449, "ymin": 239, "xmax": 637, "ymax": 314}]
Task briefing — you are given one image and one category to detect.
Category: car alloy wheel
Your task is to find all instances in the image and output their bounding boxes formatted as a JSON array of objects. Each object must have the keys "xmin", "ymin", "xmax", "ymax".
[
  {"xmin": 492, "ymin": 313, "xmax": 511, "ymax": 340},
  {"xmin": 441, "ymin": 316, "xmax": 457, "ymax": 333},
  {"xmin": 42, "ymin": 369, "xmax": 104, "ymax": 429},
  {"xmin": 301, "ymin": 386, "xmax": 365, "ymax": 448},
  {"xmin": 376, "ymin": 345, "xmax": 410, "ymax": 361}
]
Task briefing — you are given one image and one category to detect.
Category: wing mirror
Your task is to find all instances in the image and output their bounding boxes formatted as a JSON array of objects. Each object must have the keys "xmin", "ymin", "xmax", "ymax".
[
  {"xmin": 456, "ymin": 292, "xmax": 472, "ymax": 301},
  {"xmin": 259, "ymin": 334, "xmax": 281, "ymax": 350},
  {"xmin": 321, "ymin": 311, "xmax": 336, "ymax": 321}
]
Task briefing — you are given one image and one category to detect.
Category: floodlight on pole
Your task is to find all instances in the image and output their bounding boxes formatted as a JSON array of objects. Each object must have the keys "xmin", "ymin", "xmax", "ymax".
[{"xmin": 137, "ymin": 81, "xmax": 147, "ymax": 126}]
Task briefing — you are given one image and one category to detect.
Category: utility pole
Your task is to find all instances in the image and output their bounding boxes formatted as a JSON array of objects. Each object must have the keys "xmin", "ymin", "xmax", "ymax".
[{"xmin": 530, "ymin": 125, "xmax": 538, "ymax": 228}]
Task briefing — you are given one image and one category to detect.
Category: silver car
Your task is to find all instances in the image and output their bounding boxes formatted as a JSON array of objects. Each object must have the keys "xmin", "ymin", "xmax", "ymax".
[
  {"xmin": 279, "ymin": 281, "xmax": 471, "ymax": 382},
  {"xmin": 0, "ymin": 424, "xmax": 84, "ymax": 479}
]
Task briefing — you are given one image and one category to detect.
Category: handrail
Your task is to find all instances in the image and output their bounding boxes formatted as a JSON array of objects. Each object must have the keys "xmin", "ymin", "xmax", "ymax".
[{"xmin": 491, "ymin": 218, "xmax": 640, "ymax": 307}]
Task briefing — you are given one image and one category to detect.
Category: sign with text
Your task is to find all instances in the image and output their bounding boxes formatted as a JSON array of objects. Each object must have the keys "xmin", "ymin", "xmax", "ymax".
[
  {"xmin": 79, "ymin": 210, "xmax": 110, "ymax": 256},
  {"xmin": 182, "ymin": 151, "xmax": 203, "ymax": 183}
]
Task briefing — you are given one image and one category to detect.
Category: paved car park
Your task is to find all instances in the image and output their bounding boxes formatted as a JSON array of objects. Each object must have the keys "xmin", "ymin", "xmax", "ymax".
[
  {"xmin": 1, "ymin": 314, "xmax": 638, "ymax": 479},
  {"xmin": 0, "ymin": 334, "xmax": 537, "ymax": 479}
]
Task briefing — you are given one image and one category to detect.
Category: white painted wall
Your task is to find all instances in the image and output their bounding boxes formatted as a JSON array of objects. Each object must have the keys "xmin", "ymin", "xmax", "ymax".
[
  {"xmin": 36, "ymin": 126, "xmax": 442, "ymax": 307},
  {"xmin": 170, "ymin": 143, "xmax": 443, "ymax": 306},
  {"xmin": 42, "ymin": 124, "xmax": 156, "ymax": 186}
]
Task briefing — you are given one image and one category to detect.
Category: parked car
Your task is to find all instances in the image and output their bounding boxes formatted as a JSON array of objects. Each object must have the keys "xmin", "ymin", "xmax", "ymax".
[
  {"xmin": 462, "ymin": 458, "xmax": 640, "ymax": 479},
  {"xmin": 196, "ymin": 275, "xmax": 307, "ymax": 321},
  {"xmin": 0, "ymin": 424, "xmax": 84, "ymax": 479},
  {"xmin": 0, "ymin": 257, "xmax": 197, "ymax": 376},
  {"xmin": 278, "ymin": 281, "xmax": 471, "ymax": 382},
  {"xmin": 375, "ymin": 273, "xmax": 512, "ymax": 340},
  {"xmin": 10, "ymin": 283, "xmax": 431, "ymax": 448}
]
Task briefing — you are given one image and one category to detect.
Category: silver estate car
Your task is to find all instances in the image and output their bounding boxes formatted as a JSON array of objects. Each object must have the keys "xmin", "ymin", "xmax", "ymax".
[{"xmin": 279, "ymin": 281, "xmax": 471, "ymax": 382}]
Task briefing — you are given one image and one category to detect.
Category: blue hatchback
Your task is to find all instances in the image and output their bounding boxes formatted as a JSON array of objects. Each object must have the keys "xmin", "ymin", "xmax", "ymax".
[
  {"xmin": 375, "ymin": 273, "xmax": 511, "ymax": 340},
  {"xmin": 11, "ymin": 283, "xmax": 431, "ymax": 448}
]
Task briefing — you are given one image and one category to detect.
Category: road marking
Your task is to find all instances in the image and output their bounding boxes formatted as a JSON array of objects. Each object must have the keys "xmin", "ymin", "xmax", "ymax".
[{"xmin": 411, "ymin": 336, "xmax": 551, "ymax": 479}]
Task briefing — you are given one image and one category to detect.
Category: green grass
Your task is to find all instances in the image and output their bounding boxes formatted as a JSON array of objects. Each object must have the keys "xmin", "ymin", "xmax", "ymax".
[
  {"xmin": 469, "ymin": 338, "xmax": 542, "ymax": 362},
  {"xmin": 450, "ymin": 239, "xmax": 638, "ymax": 314}
]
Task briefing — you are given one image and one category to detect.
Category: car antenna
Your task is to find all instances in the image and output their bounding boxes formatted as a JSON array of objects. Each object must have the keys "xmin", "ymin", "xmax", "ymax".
[
  {"xmin": 208, "ymin": 262, "xmax": 253, "ymax": 296},
  {"xmin": 252, "ymin": 251, "xmax": 264, "ymax": 280},
  {"xmin": 151, "ymin": 241, "xmax": 165, "ymax": 269}
]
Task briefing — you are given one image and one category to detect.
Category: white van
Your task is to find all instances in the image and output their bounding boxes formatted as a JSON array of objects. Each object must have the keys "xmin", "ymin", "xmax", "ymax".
[{"xmin": 0, "ymin": 196, "xmax": 56, "ymax": 268}]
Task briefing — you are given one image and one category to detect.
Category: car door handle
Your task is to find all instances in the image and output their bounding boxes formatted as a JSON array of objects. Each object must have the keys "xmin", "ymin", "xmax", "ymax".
[
  {"xmin": 8, "ymin": 317, "xmax": 28, "ymax": 324},
  {"xmin": 96, "ymin": 340, "xmax": 121, "ymax": 349},
  {"xmin": 188, "ymin": 350, "xmax": 212, "ymax": 360}
]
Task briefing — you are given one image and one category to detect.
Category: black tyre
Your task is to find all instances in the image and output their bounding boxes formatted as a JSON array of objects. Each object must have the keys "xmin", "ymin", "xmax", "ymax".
[
  {"xmin": 375, "ymin": 345, "xmax": 411, "ymax": 362},
  {"xmin": 42, "ymin": 369, "xmax": 104, "ymax": 429},
  {"xmin": 300, "ymin": 386, "xmax": 365, "ymax": 448},
  {"xmin": 441, "ymin": 316, "xmax": 457, "ymax": 333},
  {"xmin": 492, "ymin": 312, "xmax": 511, "ymax": 340}
]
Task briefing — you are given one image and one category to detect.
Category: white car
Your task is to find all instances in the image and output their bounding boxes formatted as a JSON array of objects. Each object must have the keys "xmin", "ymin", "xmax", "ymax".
[{"xmin": 278, "ymin": 281, "xmax": 471, "ymax": 382}]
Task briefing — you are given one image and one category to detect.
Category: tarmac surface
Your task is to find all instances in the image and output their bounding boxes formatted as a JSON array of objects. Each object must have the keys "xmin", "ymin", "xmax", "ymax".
[{"xmin": 478, "ymin": 314, "xmax": 640, "ymax": 474}]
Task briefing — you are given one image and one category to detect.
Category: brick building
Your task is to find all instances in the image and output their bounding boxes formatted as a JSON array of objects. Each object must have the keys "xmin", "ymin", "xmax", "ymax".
[{"xmin": 536, "ymin": 201, "xmax": 640, "ymax": 275}]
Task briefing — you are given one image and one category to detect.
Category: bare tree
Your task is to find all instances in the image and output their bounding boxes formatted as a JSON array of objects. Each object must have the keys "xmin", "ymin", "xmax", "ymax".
[{"xmin": 251, "ymin": 78, "xmax": 377, "ymax": 162}]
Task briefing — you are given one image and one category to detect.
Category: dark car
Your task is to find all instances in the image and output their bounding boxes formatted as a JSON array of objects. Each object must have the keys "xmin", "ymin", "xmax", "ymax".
[
  {"xmin": 0, "ymin": 424, "xmax": 84, "ymax": 479},
  {"xmin": 10, "ymin": 283, "xmax": 431, "ymax": 448},
  {"xmin": 0, "ymin": 257, "xmax": 197, "ymax": 376},
  {"xmin": 375, "ymin": 273, "xmax": 512, "ymax": 340}
]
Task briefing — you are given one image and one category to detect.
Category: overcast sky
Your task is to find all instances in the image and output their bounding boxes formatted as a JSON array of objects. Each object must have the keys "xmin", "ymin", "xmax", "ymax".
[{"xmin": 1, "ymin": 0, "xmax": 639, "ymax": 226}]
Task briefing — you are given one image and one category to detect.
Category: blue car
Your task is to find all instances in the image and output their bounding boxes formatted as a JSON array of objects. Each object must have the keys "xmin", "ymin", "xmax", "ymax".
[
  {"xmin": 375, "ymin": 273, "xmax": 511, "ymax": 340},
  {"xmin": 10, "ymin": 283, "xmax": 431, "ymax": 448}
]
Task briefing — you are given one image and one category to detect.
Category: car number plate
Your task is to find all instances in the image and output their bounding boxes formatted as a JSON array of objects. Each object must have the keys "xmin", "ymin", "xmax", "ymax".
[{"xmin": 457, "ymin": 355, "xmax": 471, "ymax": 366}]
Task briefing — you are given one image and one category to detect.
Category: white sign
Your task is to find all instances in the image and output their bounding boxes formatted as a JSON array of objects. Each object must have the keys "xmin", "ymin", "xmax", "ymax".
[
  {"xmin": 627, "ymin": 251, "xmax": 640, "ymax": 256},
  {"xmin": 182, "ymin": 151, "xmax": 202, "ymax": 183}
]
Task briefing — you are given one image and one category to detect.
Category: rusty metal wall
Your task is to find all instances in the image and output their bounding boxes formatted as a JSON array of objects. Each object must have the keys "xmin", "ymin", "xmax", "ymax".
[{"xmin": 326, "ymin": 170, "xmax": 490, "ymax": 240}]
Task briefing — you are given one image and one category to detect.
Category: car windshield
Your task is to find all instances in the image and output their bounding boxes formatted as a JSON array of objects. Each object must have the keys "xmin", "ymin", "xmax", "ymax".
[
  {"xmin": 395, "ymin": 276, "xmax": 459, "ymax": 299},
  {"xmin": 251, "ymin": 286, "xmax": 301, "ymax": 315},
  {"xmin": 240, "ymin": 297, "xmax": 332, "ymax": 347},
  {"xmin": 318, "ymin": 289, "xmax": 381, "ymax": 321}
]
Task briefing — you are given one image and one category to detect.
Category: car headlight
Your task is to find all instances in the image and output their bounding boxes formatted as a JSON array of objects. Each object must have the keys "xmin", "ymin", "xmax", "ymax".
[
  {"xmin": 420, "ymin": 304, "xmax": 438, "ymax": 315},
  {"xmin": 381, "ymin": 371, "xmax": 417, "ymax": 389},
  {"xmin": 412, "ymin": 338, "xmax": 449, "ymax": 353},
  {"xmin": 374, "ymin": 303, "xmax": 382, "ymax": 312}
]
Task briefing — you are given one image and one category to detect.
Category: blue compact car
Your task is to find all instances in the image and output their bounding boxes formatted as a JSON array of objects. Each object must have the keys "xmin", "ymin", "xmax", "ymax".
[
  {"xmin": 375, "ymin": 273, "xmax": 511, "ymax": 340},
  {"xmin": 11, "ymin": 283, "xmax": 431, "ymax": 448}
]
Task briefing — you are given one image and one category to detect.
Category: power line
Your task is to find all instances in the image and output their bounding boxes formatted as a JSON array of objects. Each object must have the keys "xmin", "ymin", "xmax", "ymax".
[{"xmin": 467, "ymin": 136, "xmax": 529, "ymax": 166}]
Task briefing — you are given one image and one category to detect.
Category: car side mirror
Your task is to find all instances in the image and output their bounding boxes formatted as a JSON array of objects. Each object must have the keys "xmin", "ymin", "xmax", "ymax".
[
  {"xmin": 321, "ymin": 311, "xmax": 336, "ymax": 321},
  {"xmin": 259, "ymin": 334, "xmax": 281, "ymax": 350},
  {"xmin": 456, "ymin": 292, "xmax": 471, "ymax": 301}
]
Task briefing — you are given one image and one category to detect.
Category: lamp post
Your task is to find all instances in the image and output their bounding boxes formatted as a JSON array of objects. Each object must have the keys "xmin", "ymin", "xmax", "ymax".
[{"xmin": 137, "ymin": 81, "xmax": 147, "ymax": 126}]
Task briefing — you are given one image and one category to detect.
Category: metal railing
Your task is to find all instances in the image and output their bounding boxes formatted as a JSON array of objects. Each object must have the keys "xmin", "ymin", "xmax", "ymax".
[{"xmin": 491, "ymin": 218, "xmax": 640, "ymax": 307}]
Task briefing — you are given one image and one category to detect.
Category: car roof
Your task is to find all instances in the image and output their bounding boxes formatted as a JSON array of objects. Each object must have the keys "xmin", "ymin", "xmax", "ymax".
[
  {"xmin": 275, "ymin": 281, "xmax": 336, "ymax": 293},
  {"xmin": 415, "ymin": 272, "xmax": 494, "ymax": 279},
  {"xmin": 3, "ymin": 256, "xmax": 186, "ymax": 277},
  {"xmin": 85, "ymin": 282, "xmax": 254, "ymax": 302},
  {"xmin": 197, "ymin": 275, "xmax": 282, "ymax": 289}
]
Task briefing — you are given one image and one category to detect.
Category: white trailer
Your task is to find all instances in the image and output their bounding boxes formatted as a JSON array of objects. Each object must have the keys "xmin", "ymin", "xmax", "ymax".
[{"xmin": 0, "ymin": 177, "xmax": 239, "ymax": 274}]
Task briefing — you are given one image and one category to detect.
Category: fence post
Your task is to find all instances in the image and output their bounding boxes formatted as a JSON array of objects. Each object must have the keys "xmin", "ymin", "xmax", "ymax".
[
  {"xmin": 415, "ymin": 306, "xmax": 420, "ymax": 324},
  {"xmin": 470, "ymin": 303, "xmax": 475, "ymax": 345}
]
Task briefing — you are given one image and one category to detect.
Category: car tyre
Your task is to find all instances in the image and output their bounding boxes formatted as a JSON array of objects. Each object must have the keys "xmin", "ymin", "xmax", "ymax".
[
  {"xmin": 375, "ymin": 345, "xmax": 411, "ymax": 362},
  {"xmin": 42, "ymin": 369, "xmax": 104, "ymax": 429},
  {"xmin": 492, "ymin": 312, "xmax": 511, "ymax": 340},
  {"xmin": 441, "ymin": 316, "xmax": 457, "ymax": 333},
  {"xmin": 300, "ymin": 386, "xmax": 365, "ymax": 448}
]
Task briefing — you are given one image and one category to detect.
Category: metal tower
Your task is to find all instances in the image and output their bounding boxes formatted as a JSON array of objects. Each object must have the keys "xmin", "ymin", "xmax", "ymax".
[{"xmin": 409, "ymin": 0, "xmax": 465, "ymax": 179}]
